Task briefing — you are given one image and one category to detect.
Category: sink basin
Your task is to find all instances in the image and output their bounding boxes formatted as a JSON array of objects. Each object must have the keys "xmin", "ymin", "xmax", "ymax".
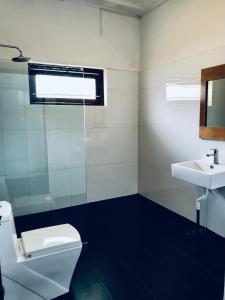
[{"xmin": 171, "ymin": 159, "xmax": 225, "ymax": 189}]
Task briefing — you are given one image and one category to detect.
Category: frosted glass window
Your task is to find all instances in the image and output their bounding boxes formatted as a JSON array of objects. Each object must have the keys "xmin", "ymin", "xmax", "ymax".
[
  {"xmin": 36, "ymin": 75, "xmax": 96, "ymax": 100},
  {"xmin": 166, "ymin": 83, "xmax": 200, "ymax": 101}
]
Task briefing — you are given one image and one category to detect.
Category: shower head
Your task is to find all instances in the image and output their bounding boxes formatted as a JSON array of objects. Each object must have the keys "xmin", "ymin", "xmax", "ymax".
[
  {"xmin": 12, "ymin": 54, "xmax": 31, "ymax": 63},
  {"xmin": 0, "ymin": 43, "xmax": 31, "ymax": 63}
]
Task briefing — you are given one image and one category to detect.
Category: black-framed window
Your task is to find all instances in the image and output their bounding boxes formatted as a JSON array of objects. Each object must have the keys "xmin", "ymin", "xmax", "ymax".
[{"xmin": 28, "ymin": 63, "xmax": 105, "ymax": 105}]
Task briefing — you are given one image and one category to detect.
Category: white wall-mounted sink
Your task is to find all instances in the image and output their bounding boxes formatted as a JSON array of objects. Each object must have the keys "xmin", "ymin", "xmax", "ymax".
[{"xmin": 171, "ymin": 159, "xmax": 225, "ymax": 189}]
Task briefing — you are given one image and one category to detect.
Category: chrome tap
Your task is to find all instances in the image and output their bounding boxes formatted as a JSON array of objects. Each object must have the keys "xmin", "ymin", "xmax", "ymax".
[{"xmin": 206, "ymin": 148, "xmax": 219, "ymax": 164}]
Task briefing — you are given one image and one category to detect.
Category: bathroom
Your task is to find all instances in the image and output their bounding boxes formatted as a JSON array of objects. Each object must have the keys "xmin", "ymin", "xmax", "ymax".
[{"xmin": 0, "ymin": 0, "xmax": 224, "ymax": 299}]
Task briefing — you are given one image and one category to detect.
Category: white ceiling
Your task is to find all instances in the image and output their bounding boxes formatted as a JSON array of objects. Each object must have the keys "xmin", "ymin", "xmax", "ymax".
[{"xmin": 70, "ymin": 0, "xmax": 168, "ymax": 17}]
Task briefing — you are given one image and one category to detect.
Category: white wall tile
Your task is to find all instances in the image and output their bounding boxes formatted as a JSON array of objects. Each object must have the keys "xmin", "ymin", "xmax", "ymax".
[
  {"xmin": 47, "ymin": 129, "xmax": 70, "ymax": 170},
  {"xmin": 71, "ymin": 167, "xmax": 86, "ymax": 196},
  {"xmin": 85, "ymin": 106, "xmax": 106, "ymax": 129},
  {"xmin": 101, "ymin": 11, "xmax": 139, "ymax": 70},
  {"xmin": 122, "ymin": 93, "xmax": 138, "ymax": 127},
  {"xmin": 6, "ymin": 174, "xmax": 30, "ymax": 216},
  {"xmin": 69, "ymin": 129, "xmax": 86, "ymax": 167},
  {"xmin": 106, "ymin": 128, "xmax": 124, "ymax": 164},
  {"xmin": 107, "ymin": 70, "xmax": 138, "ymax": 91},
  {"xmin": 45, "ymin": 106, "xmax": 70, "ymax": 129},
  {"xmin": 87, "ymin": 165, "xmax": 108, "ymax": 202},
  {"xmin": 69, "ymin": 106, "xmax": 85, "ymax": 129},
  {"xmin": 3, "ymin": 130, "xmax": 27, "ymax": 161},
  {"xmin": 86, "ymin": 128, "xmax": 107, "ymax": 165},
  {"xmin": 0, "ymin": 176, "xmax": 9, "ymax": 200},
  {"xmin": 29, "ymin": 171, "xmax": 53, "ymax": 214},
  {"xmin": 27, "ymin": 130, "xmax": 48, "ymax": 172},
  {"xmin": 105, "ymin": 89, "xmax": 125, "ymax": 128},
  {"xmin": 122, "ymin": 162, "xmax": 138, "ymax": 196},
  {"xmin": 3, "ymin": 130, "xmax": 28, "ymax": 175},
  {"xmin": 106, "ymin": 89, "xmax": 138, "ymax": 128},
  {"xmin": 13, "ymin": 196, "xmax": 31, "ymax": 216},
  {"xmin": 30, "ymin": 195, "xmax": 53, "ymax": 214},
  {"xmin": 25, "ymin": 105, "xmax": 44, "ymax": 130},
  {"xmin": 106, "ymin": 164, "xmax": 123, "ymax": 199},
  {"xmin": 29, "ymin": 172, "xmax": 49, "ymax": 197},
  {"xmin": 53, "ymin": 196, "xmax": 72, "ymax": 209},
  {"xmin": 86, "ymin": 167, "xmax": 92, "ymax": 202},
  {"xmin": 71, "ymin": 194, "xmax": 86, "ymax": 206},
  {"xmin": 85, "ymin": 107, "xmax": 93, "ymax": 129},
  {"xmin": 122, "ymin": 127, "xmax": 138, "ymax": 163},
  {"xmin": 4, "ymin": 160, "xmax": 28, "ymax": 176},
  {"xmin": 6, "ymin": 174, "xmax": 29, "ymax": 198},
  {"xmin": 0, "ymin": 133, "xmax": 4, "ymax": 176},
  {"xmin": 0, "ymin": 90, "xmax": 26, "ymax": 130},
  {"xmin": 49, "ymin": 169, "xmax": 72, "ymax": 199}
]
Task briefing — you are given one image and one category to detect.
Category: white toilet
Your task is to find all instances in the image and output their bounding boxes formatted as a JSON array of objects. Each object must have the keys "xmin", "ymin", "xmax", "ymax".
[{"xmin": 0, "ymin": 201, "xmax": 82, "ymax": 300}]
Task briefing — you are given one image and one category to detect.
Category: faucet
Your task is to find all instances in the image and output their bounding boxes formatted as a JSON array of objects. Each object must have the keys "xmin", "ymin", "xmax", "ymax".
[{"xmin": 206, "ymin": 148, "xmax": 219, "ymax": 164}]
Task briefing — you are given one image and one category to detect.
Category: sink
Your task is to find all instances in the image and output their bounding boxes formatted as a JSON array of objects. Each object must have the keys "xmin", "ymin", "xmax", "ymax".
[{"xmin": 171, "ymin": 159, "xmax": 225, "ymax": 189}]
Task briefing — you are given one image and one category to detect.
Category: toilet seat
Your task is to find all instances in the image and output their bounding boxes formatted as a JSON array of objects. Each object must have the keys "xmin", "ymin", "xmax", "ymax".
[{"xmin": 21, "ymin": 224, "xmax": 82, "ymax": 258}]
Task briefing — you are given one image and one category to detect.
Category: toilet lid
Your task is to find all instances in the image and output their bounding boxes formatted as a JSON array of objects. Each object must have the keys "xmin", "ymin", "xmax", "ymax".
[{"xmin": 21, "ymin": 224, "xmax": 82, "ymax": 257}]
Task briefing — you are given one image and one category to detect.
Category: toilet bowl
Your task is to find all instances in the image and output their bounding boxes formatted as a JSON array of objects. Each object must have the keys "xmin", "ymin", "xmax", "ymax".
[{"xmin": 0, "ymin": 201, "xmax": 82, "ymax": 300}]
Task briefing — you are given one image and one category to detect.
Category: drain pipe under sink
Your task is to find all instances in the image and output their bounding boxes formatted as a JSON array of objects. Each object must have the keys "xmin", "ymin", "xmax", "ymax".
[{"xmin": 196, "ymin": 188, "xmax": 209, "ymax": 231}]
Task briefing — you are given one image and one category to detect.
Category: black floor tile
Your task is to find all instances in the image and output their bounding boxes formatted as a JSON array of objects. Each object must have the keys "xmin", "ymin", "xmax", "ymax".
[
  {"xmin": 120, "ymin": 250, "xmax": 206, "ymax": 299},
  {"xmin": 70, "ymin": 253, "xmax": 98, "ymax": 290},
  {"xmin": 143, "ymin": 236, "xmax": 183, "ymax": 261},
  {"xmin": 89, "ymin": 255, "xmax": 149, "ymax": 300},
  {"xmin": 118, "ymin": 249, "xmax": 197, "ymax": 300},
  {"xmin": 191, "ymin": 243, "xmax": 225, "ymax": 273},
  {"xmin": 212, "ymin": 264, "xmax": 225, "ymax": 284},
  {"xmin": 184, "ymin": 272, "xmax": 224, "ymax": 300},
  {"xmin": 137, "ymin": 294, "xmax": 156, "ymax": 300},
  {"xmin": 155, "ymin": 285, "xmax": 197, "ymax": 300},
  {"xmin": 71, "ymin": 282, "xmax": 112, "ymax": 300},
  {"xmin": 173, "ymin": 229, "xmax": 225, "ymax": 254},
  {"xmin": 118, "ymin": 247, "xmax": 156, "ymax": 268},
  {"xmin": 82, "ymin": 239, "xmax": 111, "ymax": 260}
]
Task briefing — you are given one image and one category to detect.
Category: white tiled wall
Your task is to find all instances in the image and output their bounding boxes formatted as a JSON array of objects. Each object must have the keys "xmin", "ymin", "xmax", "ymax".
[
  {"xmin": 86, "ymin": 69, "xmax": 138, "ymax": 202},
  {"xmin": 139, "ymin": 0, "xmax": 225, "ymax": 236},
  {"xmin": 0, "ymin": 0, "xmax": 139, "ymax": 71}
]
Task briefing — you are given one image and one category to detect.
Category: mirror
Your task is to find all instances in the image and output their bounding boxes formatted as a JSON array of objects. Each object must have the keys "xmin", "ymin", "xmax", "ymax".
[
  {"xmin": 207, "ymin": 78, "xmax": 225, "ymax": 128},
  {"xmin": 200, "ymin": 64, "xmax": 225, "ymax": 140}
]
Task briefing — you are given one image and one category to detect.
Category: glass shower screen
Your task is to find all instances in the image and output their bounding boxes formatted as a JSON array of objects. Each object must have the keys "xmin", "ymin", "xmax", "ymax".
[{"xmin": 0, "ymin": 61, "xmax": 86, "ymax": 216}]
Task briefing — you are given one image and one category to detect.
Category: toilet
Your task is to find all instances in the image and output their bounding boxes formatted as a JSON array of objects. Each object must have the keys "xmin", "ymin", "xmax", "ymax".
[{"xmin": 0, "ymin": 201, "xmax": 82, "ymax": 300}]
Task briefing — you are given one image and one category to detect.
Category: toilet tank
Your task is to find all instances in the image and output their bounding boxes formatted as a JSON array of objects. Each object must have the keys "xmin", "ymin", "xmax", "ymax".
[{"xmin": 0, "ymin": 201, "xmax": 18, "ymax": 264}]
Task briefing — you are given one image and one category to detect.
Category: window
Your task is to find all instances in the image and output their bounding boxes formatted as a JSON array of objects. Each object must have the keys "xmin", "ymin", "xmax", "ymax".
[{"xmin": 28, "ymin": 63, "xmax": 105, "ymax": 105}]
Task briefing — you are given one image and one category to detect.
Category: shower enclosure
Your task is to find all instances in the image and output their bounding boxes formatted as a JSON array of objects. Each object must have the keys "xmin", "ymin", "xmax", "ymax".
[{"xmin": 0, "ymin": 60, "xmax": 86, "ymax": 216}]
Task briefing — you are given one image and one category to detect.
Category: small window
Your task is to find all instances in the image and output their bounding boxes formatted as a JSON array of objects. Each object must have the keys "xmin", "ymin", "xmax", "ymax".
[{"xmin": 28, "ymin": 63, "xmax": 105, "ymax": 105}]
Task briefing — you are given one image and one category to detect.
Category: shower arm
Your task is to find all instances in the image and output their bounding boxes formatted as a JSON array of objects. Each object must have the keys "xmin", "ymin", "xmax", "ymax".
[{"xmin": 0, "ymin": 43, "xmax": 23, "ymax": 56}]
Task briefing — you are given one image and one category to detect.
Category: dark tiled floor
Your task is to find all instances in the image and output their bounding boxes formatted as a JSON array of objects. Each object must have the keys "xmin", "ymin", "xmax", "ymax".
[{"xmin": 14, "ymin": 194, "xmax": 225, "ymax": 300}]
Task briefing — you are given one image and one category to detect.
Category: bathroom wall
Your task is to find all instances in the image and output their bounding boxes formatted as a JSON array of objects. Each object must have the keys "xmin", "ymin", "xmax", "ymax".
[
  {"xmin": 0, "ymin": 0, "xmax": 139, "ymax": 214},
  {"xmin": 86, "ymin": 70, "xmax": 138, "ymax": 202},
  {"xmin": 139, "ymin": 0, "xmax": 225, "ymax": 236}
]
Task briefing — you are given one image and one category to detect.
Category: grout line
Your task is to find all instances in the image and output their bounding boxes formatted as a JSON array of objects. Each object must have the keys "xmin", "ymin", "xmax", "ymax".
[
  {"xmin": 117, "ymin": 254, "xmax": 156, "ymax": 297},
  {"xmin": 140, "ymin": 42, "xmax": 225, "ymax": 72}
]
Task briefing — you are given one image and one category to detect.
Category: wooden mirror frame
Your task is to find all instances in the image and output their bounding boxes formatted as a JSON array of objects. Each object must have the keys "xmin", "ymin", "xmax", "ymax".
[{"xmin": 200, "ymin": 64, "xmax": 225, "ymax": 140}]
